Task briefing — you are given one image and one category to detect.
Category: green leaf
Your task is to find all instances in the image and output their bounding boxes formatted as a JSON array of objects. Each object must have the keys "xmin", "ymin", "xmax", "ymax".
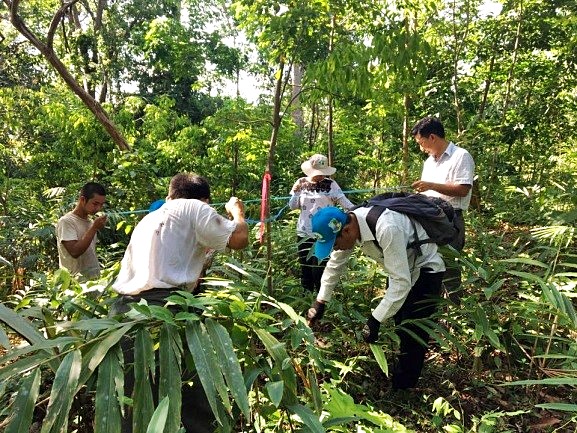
[
  {"xmin": 59, "ymin": 318, "xmax": 124, "ymax": 332},
  {"xmin": 146, "ymin": 396, "xmax": 170, "ymax": 433},
  {"xmin": 0, "ymin": 352, "xmax": 47, "ymax": 383},
  {"xmin": 41, "ymin": 349, "xmax": 82, "ymax": 433},
  {"xmin": 307, "ymin": 366, "xmax": 323, "ymax": 414},
  {"xmin": 288, "ymin": 404, "xmax": 325, "ymax": 432},
  {"xmin": 159, "ymin": 324, "xmax": 182, "ymax": 433},
  {"xmin": 500, "ymin": 258, "xmax": 549, "ymax": 268},
  {"xmin": 535, "ymin": 403, "xmax": 577, "ymax": 412},
  {"xmin": 5, "ymin": 369, "xmax": 41, "ymax": 433},
  {"xmin": 561, "ymin": 295, "xmax": 577, "ymax": 327},
  {"xmin": 265, "ymin": 380, "xmax": 284, "ymax": 407},
  {"xmin": 254, "ymin": 328, "xmax": 297, "ymax": 405},
  {"xmin": 205, "ymin": 318, "xmax": 250, "ymax": 418},
  {"xmin": 0, "ymin": 303, "xmax": 60, "ymax": 372},
  {"xmin": 0, "ymin": 325, "xmax": 9, "ymax": 348},
  {"xmin": 185, "ymin": 322, "xmax": 228, "ymax": 425},
  {"xmin": 78, "ymin": 323, "xmax": 134, "ymax": 390},
  {"xmin": 506, "ymin": 270, "xmax": 545, "ymax": 284},
  {"xmin": 323, "ymin": 385, "xmax": 360, "ymax": 420},
  {"xmin": 483, "ymin": 279, "xmax": 505, "ymax": 299},
  {"xmin": 95, "ymin": 346, "xmax": 123, "ymax": 433},
  {"xmin": 133, "ymin": 328, "xmax": 155, "ymax": 433},
  {"xmin": 503, "ymin": 377, "xmax": 577, "ymax": 386},
  {"xmin": 369, "ymin": 344, "xmax": 388, "ymax": 376},
  {"xmin": 147, "ymin": 305, "xmax": 176, "ymax": 323},
  {"xmin": 275, "ymin": 301, "xmax": 303, "ymax": 323},
  {"xmin": 0, "ymin": 336, "xmax": 78, "ymax": 367}
]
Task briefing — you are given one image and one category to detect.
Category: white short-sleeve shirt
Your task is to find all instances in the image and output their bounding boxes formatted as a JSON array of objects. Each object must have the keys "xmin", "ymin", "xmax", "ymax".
[
  {"xmin": 56, "ymin": 212, "xmax": 101, "ymax": 280},
  {"xmin": 113, "ymin": 199, "xmax": 237, "ymax": 295},
  {"xmin": 421, "ymin": 142, "xmax": 475, "ymax": 211}
]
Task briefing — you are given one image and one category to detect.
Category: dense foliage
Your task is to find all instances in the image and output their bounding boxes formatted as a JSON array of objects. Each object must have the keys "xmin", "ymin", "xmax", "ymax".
[{"xmin": 1, "ymin": 0, "xmax": 576, "ymax": 431}]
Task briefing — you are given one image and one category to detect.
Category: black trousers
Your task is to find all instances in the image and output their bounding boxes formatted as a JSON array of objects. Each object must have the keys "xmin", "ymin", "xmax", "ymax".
[
  {"xmin": 391, "ymin": 268, "xmax": 444, "ymax": 390},
  {"xmin": 111, "ymin": 290, "xmax": 216, "ymax": 433},
  {"xmin": 444, "ymin": 210, "xmax": 465, "ymax": 300},
  {"xmin": 297, "ymin": 236, "xmax": 328, "ymax": 292}
]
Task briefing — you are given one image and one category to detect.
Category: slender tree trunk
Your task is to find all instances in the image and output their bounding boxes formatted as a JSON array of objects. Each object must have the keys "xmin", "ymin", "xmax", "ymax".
[
  {"xmin": 6, "ymin": 0, "xmax": 130, "ymax": 151},
  {"xmin": 327, "ymin": 14, "xmax": 336, "ymax": 166},
  {"xmin": 308, "ymin": 103, "xmax": 317, "ymax": 149},
  {"xmin": 450, "ymin": 0, "xmax": 472, "ymax": 135},
  {"xmin": 264, "ymin": 60, "xmax": 285, "ymax": 293},
  {"xmin": 291, "ymin": 63, "xmax": 305, "ymax": 134},
  {"xmin": 502, "ymin": 0, "xmax": 523, "ymax": 122},
  {"xmin": 479, "ymin": 51, "xmax": 495, "ymax": 119},
  {"xmin": 327, "ymin": 96, "xmax": 334, "ymax": 165},
  {"xmin": 402, "ymin": 94, "xmax": 410, "ymax": 186}
]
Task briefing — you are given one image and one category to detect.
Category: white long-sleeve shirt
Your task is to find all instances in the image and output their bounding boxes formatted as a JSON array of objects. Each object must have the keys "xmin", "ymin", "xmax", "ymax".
[
  {"xmin": 317, "ymin": 207, "xmax": 445, "ymax": 322},
  {"xmin": 289, "ymin": 177, "xmax": 353, "ymax": 237}
]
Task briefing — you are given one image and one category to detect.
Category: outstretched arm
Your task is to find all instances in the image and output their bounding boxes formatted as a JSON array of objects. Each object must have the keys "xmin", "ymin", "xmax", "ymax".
[
  {"xmin": 412, "ymin": 181, "xmax": 471, "ymax": 197},
  {"xmin": 225, "ymin": 197, "xmax": 249, "ymax": 250}
]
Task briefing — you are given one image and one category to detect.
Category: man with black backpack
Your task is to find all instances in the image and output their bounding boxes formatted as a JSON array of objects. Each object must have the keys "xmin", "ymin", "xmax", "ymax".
[
  {"xmin": 306, "ymin": 202, "xmax": 445, "ymax": 390},
  {"xmin": 411, "ymin": 116, "xmax": 475, "ymax": 300}
]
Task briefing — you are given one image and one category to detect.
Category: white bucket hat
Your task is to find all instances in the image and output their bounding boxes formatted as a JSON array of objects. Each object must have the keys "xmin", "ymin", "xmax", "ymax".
[{"xmin": 301, "ymin": 154, "xmax": 336, "ymax": 177}]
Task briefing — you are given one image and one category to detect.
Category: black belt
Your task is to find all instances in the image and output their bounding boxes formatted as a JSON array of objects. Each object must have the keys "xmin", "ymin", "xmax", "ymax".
[
  {"xmin": 454, "ymin": 209, "xmax": 463, "ymax": 215},
  {"xmin": 121, "ymin": 287, "xmax": 177, "ymax": 305}
]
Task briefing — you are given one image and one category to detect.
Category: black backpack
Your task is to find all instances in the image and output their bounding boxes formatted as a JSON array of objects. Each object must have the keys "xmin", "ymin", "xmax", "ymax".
[{"xmin": 353, "ymin": 192, "xmax": 458, "ymax": 256}]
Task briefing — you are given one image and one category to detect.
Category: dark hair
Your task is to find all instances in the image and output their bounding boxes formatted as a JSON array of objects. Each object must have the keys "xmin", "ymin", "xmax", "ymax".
[
  {"xmin": 336, "ymin": 213, "xmax": 353, "ymax": 238},
  {"xmin": 411, "ymin": 116, "xmax": 445, "ymax": 139},
  {"xmin": 168, "ymin": 173, "xmax": 211, "ymax": 200},
  {"xmin": 80, "ymin": 182, "xmax": 106, "ymax": 200}
]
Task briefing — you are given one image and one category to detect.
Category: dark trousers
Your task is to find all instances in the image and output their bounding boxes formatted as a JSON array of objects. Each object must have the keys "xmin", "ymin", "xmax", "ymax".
[
  {"xmin": 444, "ymin": 210, "xmax": 465, "ymax": 301},
  {"xmin": 112, "ymin": 291, "xmax": 216, "ymax": 433},
  {"xmin": 392, "ymin": 268, "xmax": 444, "ymax": 390},
  {"xmin": 297, "ymin": 236, "xmax": 328, "ymax": 292}
]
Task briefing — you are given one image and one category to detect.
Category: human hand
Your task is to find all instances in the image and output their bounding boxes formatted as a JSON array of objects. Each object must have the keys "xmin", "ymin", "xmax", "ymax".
[
  {"xmin": 306, "ymin": 300, "xmax": 325, "ymax": 326},
  {"xmin": 225, "ymin": 196, "xmax": 244, "ymax": 218},
  {"xmin": 412, "ymin": 180, "xmax": 429, "ymax": 194},
  {"xmin": 92, "ymin": 214, "xmax": 107, "ymax": 231},
  {"xmin": 362, "ymin": 315, "xmax": 380, "ymax": 343}
]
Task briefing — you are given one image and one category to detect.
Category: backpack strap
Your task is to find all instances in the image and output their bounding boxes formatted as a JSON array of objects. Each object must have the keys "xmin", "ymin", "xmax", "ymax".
[{"xmin": 364, "ymin": 206, "xmax": 424, "ymax": 256}]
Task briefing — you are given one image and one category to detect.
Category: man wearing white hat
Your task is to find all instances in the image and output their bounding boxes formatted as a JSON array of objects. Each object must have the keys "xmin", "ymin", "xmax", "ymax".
[{"xmin": 289, "ymin": 154, "xmax": 354, "ymax": 293}]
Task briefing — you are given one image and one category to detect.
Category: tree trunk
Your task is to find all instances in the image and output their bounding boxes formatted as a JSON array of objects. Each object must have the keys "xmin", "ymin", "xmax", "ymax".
[
  {"xmin": 6, "ymin": 0, "xmax": 130, "ymax": 151},
  {"xmin": 450, "ymin": 0, "xmax": 472, "ymax": 135},
  {"xmin": 502, "ymin": 1, "xmax": 523, "ymax": 122},
  {"xmin": 327, "ymin": 14, "xmax": 336, "ymax": 166},
  {"xmin": 291, "ymin": 63, "xmax": 305, "ymax": 134},
  {"xmin": 402, "ymin": 94, "xmax": 410, "ymax": 186},
  {"xmin": 264, "ymin": 60, "xmax": 285, "ymax": 293},
  {"xmin": 479, "ymin": 51, "xmax": 495, "ymax": 119}
]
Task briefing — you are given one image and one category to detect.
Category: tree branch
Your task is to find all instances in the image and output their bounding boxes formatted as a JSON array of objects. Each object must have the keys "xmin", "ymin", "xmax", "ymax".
[{"xmin": 5, "ymin": 0, "xmax": 130, "ymax": 151}]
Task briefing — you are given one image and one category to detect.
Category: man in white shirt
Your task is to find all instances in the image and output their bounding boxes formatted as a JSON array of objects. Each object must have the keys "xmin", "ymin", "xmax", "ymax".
[
  {"xmin": 56, "ymin": 182, "xmax": 107, "ymax": 280},
  {"xmin": 306, "ymin": 206, "xmax": 445, "ymax": 390},
  {"xmin": 411, "ymin": 117, "xmax": 475, "ymax": 299},
  {"xmin": 112, "ymin": 173, "xmax": 248, "ymax": 433}
]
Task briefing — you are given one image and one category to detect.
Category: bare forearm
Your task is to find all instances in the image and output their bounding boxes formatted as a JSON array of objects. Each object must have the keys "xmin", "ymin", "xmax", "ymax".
[
  {"xmin": 62, "ymin": 226, "xmax": 98, "ymax": 258},
  {"xmin": 413, "ymin": 181, "xmax": 471, "ymax": 197}
]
